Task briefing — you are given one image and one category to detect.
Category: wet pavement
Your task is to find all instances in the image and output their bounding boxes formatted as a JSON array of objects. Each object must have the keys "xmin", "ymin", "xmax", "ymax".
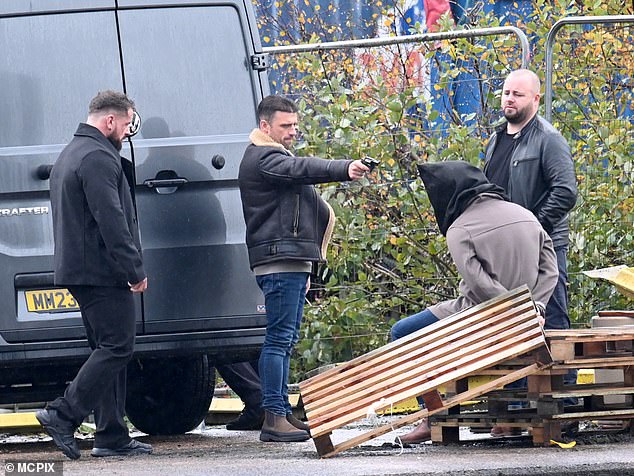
[{"xmin": 2, "ymin": 418, "xmax": 634, "ymax": 475}]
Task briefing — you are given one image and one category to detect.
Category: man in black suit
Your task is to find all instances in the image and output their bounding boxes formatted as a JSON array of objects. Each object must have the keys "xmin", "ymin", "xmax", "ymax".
[{"xmin": 37, "ymin": 90, "xmax": 152, "ymax": 459}]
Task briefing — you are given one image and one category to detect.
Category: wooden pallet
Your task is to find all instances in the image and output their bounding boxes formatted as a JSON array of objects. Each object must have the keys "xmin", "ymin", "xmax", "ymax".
[
  {"xmin": 431, "ymin": 327, "xmax": 634, "ymax": 445},
  {"xmin": 546, "ymin": 328, "xmax": 634, "ymax": 368},
  {"xmin": 299, "ymin": 286, "xmax": 551, "ymax": 457}
]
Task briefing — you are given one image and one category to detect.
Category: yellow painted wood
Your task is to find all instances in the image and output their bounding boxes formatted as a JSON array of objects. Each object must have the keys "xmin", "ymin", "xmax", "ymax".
[
  {"xmin": 209, "ymin": 398, "xmax": 245, "ymax": 413},
  {"xmin": 207, "ymin": 394, "xmax": 300, "ymax": 413},
  {"xmin": 0, "ymin": 412, "xmax": 40, "ymax": 430},
  {"xmin": 577, "ymin": 369, "xmax": 595, "ymax": 384},
  {"xmin": 583, "ymin": 265, "xmax": 634, "ymax": 299}
]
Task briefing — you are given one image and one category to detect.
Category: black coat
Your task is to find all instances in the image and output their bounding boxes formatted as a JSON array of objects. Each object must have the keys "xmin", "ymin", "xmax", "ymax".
[
  {"xmin": 50, "ymin": 123, "xmax": 145, "ymax": 287},
  {"xmin": 483, "ymin": 115, "xmax": 577, "ymax": 249},
  {"xmin": 238, "ymin": 129, "xmax": 352, "ymax": 269}
]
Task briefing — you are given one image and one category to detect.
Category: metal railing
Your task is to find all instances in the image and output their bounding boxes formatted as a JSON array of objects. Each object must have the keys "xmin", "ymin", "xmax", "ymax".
[
  {"xmin": 263, "ymin": 26, "xmax": 530, "ymax": 68},
  {"xmin": 545, "ymin": 15, "xmax": 634, "ymax": 121}
]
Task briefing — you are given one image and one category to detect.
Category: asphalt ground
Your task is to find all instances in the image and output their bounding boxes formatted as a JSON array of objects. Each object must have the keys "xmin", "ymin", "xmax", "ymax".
[{"xmin": 2, "ymin": 418, "xmax": 634, "ymax": 476}]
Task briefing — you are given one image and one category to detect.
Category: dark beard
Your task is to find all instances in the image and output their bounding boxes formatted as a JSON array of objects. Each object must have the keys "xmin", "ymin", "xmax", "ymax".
[
  {"xmin": 504, "ymin": 107, "xmax": 530, "ymax": 125},
  {"xmin": 107, "ymin": 134, "xmax": 123, "ymax": 151}
]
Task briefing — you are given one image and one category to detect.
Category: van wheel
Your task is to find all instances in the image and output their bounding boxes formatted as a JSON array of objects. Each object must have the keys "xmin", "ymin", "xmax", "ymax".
[{"xmin": 125, "ymin": 355, "xmax": 215, "ymax": 435}]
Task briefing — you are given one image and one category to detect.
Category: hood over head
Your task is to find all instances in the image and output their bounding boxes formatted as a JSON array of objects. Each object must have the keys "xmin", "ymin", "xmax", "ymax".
[{"xmin": 417, "ymin": 161, "xmax": 507, "ymax": 236}]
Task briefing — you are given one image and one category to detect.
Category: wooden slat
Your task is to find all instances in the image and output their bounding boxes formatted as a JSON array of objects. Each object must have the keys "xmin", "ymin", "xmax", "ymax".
[
  {"xmin": 305, "ymin": 319, "xmax": 541, "ymax": 422},
  {"xmin": 547, "ymin": 385, "xmax": 634, "ymax": 399},
  {"xmin": 549, "ymin": 408, "xmax": 634, "ymax": 420},
  {"xmin": 432, "ymin": 421, "xmax": 531, "ymax": 428},
  {"xmin": 310, "ymin": 335, "xmax": 546, "ymax": 438},
  {"xmin": 301, "ymin": 286, "xmax": 534, "ymax": 394},
  {"xmin": 598, "ymin": 310, "xmax": 634, "ymax": 317},
  {"xmin": 559, "ymin": 356, "xmax": 634, "ymax": 366},
  {"xmin": 302, "ymin": 302, "xmax": 536, "ymax": 405},
  {"xmin": 545, "ymin": 328, "xmax": 634, "ymax": 342},
  {"xmin": 304, "ymin": 311, "xmax": 540, "ymax": 414},
  {"xmin": 302, "ymin": 305, "xmax": 535, "ymax": 404}
]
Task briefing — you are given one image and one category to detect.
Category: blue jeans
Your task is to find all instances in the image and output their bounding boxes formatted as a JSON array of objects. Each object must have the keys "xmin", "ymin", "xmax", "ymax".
[
  {"xmin": 545, "ymin": 246, "xmax": 571, "ymax": 330},
  {"xmin": 390, "ymin": 308, "xmax": 439, "ymax": 407},
  {"xmin": 390, "ymin": 308, "xmax": 439, "ymax": 342},
  {"xmin": 256, "ymin": 272, "xmax": 308, "ymax": 416},
  {"xmin": 546, "ymin": 245, "xmax": 577, "ymax": 400}
]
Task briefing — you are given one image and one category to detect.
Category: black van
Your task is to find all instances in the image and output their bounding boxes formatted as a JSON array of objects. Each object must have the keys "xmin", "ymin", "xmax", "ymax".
[{"xmin": 0, "ymin": 0, "xmax": 269, "ymax": 434}]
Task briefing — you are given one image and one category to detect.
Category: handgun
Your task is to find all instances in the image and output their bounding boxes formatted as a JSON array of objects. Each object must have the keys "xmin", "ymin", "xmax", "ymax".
[{"xmin": 361, "ymin": 157, "xmax": 380, "ymax": 171}]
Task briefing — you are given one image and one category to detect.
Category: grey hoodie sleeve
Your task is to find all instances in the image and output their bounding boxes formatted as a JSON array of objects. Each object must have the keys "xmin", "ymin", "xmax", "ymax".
[{"xmin": 446, "ymin": 227, "xmax": 508, "ymax": 303}]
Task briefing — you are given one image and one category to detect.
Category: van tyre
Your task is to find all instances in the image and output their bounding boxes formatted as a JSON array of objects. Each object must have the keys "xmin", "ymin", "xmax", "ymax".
[{"xmin": 125, "ymin": 355, "xmax": 215, "ymax": 435}]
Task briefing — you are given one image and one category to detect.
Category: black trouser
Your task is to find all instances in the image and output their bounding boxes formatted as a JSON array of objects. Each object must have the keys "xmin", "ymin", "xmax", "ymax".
[
  {"xmin": 48, "ymin": 285, "xmax": 136, "ymax": 449},
  {"xmin": 216, "ymin": 360, "xmax": 262, "ymax": 411}
]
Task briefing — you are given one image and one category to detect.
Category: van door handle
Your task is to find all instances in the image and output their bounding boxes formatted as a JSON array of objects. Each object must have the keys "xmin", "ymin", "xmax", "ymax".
[
  {"xmin": 143, "ymin": 178, "xmax": 188, "ymax": 188},
  {"xmin": 36, "ymin": 164, "xmax": 53, "ymax": 180}
]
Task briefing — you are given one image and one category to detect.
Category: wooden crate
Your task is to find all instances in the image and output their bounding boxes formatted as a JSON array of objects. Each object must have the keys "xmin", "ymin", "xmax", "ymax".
[{"xmin": 299, "ymin": 285, "xmax": 551, "ymax": 457}]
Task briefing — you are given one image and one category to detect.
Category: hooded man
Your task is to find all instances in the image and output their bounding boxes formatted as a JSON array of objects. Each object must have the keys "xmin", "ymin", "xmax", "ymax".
[{"xmin": 392, "ymin": 161, "xmax": 558, "ymax": 444}]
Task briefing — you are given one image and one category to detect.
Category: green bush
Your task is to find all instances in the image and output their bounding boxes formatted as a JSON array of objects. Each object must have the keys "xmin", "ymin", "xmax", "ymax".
[{"xmin": 257, "ymin": 0, "xmax": 634, "ymax": 379}]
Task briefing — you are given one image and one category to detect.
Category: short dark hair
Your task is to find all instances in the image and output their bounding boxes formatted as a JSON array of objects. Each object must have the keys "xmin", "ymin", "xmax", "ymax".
[
  {"xmin": 88, "ymin": 90, "xmax": 135, "ymax": 116},
  {"xmin": 257, "ymin": 95, "xmax": 298, "ymax": 122}
]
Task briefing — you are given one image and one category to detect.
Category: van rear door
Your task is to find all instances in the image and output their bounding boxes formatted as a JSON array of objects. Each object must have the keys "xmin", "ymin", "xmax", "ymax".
[
  {"xmin": 0, "ymin": 2, "xmax": 141, "ymax": 343},
  {"xmin": 117, "ymin": 1, "xmax": 266, "ymax": 333}
]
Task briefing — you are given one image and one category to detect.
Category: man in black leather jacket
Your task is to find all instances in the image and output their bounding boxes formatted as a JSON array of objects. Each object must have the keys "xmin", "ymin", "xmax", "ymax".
[
  {"xmin": 238, "ymin": 95, "xmax": 369, "ymax": 443},
  {"xmin": 484, "ymin": 70, "xmax": 578, "ymax": 435},
  {"xmin": 484, "ymin": 69, "xmax": 577, "ymax": 331}
]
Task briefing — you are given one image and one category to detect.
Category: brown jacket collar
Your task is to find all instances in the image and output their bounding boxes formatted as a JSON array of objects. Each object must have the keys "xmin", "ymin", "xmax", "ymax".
[{"xmin": 248, "ymin": 128, "xmax": 294, "ymax": 156}]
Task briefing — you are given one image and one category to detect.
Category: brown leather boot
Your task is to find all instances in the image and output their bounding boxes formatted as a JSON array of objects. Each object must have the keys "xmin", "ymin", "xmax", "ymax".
[
  {"xmin": 260, "ymin": 411, "xmax": 310, "ymax": 442},
  {"xmin": 286, "ymin": 413, "xmax": 310, "ymax": 432},
  {"xmin": 395, "ymin": 419, "xmax": 431, "ymax": 444}
]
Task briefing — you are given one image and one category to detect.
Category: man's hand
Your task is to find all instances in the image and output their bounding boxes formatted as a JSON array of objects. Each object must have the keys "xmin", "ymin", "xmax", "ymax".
[
  {"xmin": 129, "ymin": 277, "xmax": 148, "ymax": 293},
  {"xmin": 535, "ymin": 301, "xmax": 546, "ymax": 327},
  {"xmin": 348, "ymin": 160, "xmax": 370, "ymax": 180}
]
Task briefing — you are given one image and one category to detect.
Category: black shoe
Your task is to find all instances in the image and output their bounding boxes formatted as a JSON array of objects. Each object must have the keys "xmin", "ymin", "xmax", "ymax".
[
  {"xmin": 226, "ymin": 408, "xmax": 264, "ymax": 431},
  {"xmin": 35, "ymin": 409, "xmax": 80, "ymax": 460},
  {"xmin": 91, "ymin": 439, "xmax": 153, "ymax": 457}
]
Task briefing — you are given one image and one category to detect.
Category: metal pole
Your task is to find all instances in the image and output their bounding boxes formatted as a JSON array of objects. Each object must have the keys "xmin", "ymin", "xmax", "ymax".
[
  {"xmin": 545, "ymin": 15, "xmax": 634, "ymax": 121},
  {"xmin": 263, "ymin": 26, "xmax": 530, "ymax": 69}
]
